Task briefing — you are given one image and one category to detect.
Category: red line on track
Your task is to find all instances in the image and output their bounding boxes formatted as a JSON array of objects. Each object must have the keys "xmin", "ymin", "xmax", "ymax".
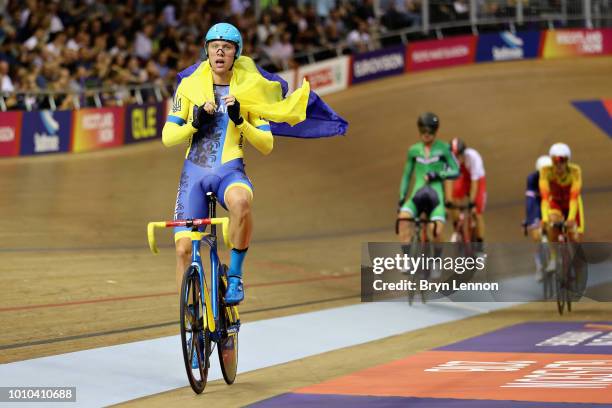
[{"xmin": 0, "ymin": 272, "xmax": 359, "ymax": 313}]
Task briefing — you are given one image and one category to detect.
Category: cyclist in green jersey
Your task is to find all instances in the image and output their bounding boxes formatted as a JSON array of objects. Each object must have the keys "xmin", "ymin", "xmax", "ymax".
[{"xmin": 398, "ymin": 112, "xmax": 460, "ymax": 244}]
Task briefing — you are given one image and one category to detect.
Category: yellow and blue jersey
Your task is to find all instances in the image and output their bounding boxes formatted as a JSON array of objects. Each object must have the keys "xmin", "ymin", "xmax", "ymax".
[{"xmin": 165, "ymin": 84, "xmax": 272, "ymax": 168}]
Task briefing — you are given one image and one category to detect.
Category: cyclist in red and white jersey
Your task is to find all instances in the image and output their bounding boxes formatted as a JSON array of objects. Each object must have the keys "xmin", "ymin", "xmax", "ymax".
[{"xmin": 448, "ymin": 138, "xmax": 486, "ymax": 250}]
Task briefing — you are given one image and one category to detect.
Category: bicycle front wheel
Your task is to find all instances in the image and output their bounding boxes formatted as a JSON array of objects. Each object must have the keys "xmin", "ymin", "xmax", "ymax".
[
  {"xmin": 180, "ymin": 265, "xmax": 211, "ymax": 394},
  {"xmin": 555, "ymin": 250, "xmax": 567, "ymax": 315},
  {"xmin": 218, "ymin": 264, "xmax": 239, "ymax": 384}
]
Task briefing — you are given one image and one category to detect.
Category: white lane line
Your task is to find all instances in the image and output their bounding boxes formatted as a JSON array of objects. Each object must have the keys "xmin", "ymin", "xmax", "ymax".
[{"xmin": 0, "ymin": 302, "xmax": 514, "ymax": 408}]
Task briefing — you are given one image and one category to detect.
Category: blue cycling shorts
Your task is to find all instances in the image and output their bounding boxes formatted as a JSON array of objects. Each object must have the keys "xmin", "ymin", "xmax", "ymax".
[{"xmin": 173, "ymin": 158, "xmax": 253, "ymax": 240}]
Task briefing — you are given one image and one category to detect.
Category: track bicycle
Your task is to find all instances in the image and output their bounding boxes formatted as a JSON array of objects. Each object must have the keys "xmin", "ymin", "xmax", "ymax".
[
  {"xmin": 447, "ymin": 202, "xmax": 477, "ymax": 245},
  {"xmin": 396, "ymin": 216, "xmax": 438, "ymax": 305},
  {"xmin": 548, "ymin": 221, "xmax": 577, "ymax": 315},
  {"xmin": 522, "ymin": 221, "xmax": 554, "ymax": 300},
  {"xmin": 147, "ymin": 192, "xmax": 240, "ymax": 394}
]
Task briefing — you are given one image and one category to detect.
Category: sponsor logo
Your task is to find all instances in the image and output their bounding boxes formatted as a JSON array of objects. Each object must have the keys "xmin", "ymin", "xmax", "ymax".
[
  {"xmin": 416, "ymin": 156, "xmax": 441, "ymax": 165},
  {"xmin": 82, "ymin": 112, "xmax": 115, "ymax": 143},
  {"xmin": 131, "ymin": 106, "xmax": 157, "ymax": 140},
  {"xmin": 503, "ymin": 359, "xmax": 612, "ymax": 389},
  {"xmin": 413, "ymin": 45, "xmax": 470, "ymax": 63},
  {"xmin": 34, "ymin": 111, "xmax": 61, "ymax": 153},
  {"xmin": 556, "ymin": 31, "xmax": 603, "ymax": 53},
  {"xmin": 492, "ymin": 32, "xmax": 525, "ymax": 60},
  {"xmin": 82, "ymin": 112, "xmax": 114, "ymax": 130},
  {"xmin": 0, "ymin": 126, "xmax": 15, "ymax": 142},
  {"xmin": 493, "ymin": 47, "xmax": 524, "ymax": 60},
  {"xmin": 34, "ymin": 133, "xmax": 60, "ymax": 153},
  {"xmin": 305, "ymin": 67, "xmax": 334, "ymax": 89},
  {"xmin": 354, "ymin": 53, "xmax": 404, "ymax": 78},
  {"xmin": 537, "ymin": 327, "xmax": 612, "ymax": 347}
]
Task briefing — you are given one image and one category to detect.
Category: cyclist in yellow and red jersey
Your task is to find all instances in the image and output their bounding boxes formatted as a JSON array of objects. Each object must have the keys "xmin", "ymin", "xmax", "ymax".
[{"xmin": 539, "ymin": 142, "xmax": 584, "ymax": 245}]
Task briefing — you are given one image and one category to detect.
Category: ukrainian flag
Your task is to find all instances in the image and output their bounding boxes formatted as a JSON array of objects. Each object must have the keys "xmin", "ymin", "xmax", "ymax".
[{"xmin": 177, "ymin": 56, "xmax": 348, "ymax": 138}]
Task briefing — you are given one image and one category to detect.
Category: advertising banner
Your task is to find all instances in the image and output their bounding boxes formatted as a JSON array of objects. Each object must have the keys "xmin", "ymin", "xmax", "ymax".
[
  {"xmin": 541, "ymin": 28, "xmax": 612, "ymax": 58},
  {"xmin": 72, "ymin": 107, "xmax": 125, "ymax": 153},
  {"xmin": 296, "ymin": 56, "xmax": 350, "ymax": 96},
  {"xmin": 20, "ymin": 110, "xmax": 72, "ymax": 155},
  {"xmin": 0, "ymin": 112, "xmax": 22, "ymax": 157},
  {"xmin": 407, "ymin": 35, "xmax": 477, "ymax": 72},
  {"xmin": 124, "ymin": 102, "xmax": 164, "ymax": 144},
  {"xmin": 476, "ymin": 31, "xmax": 542, "ymax": 62},
  {"xmin": 351, "ymin": 46, "xmax": 406, "ymax": 84}
]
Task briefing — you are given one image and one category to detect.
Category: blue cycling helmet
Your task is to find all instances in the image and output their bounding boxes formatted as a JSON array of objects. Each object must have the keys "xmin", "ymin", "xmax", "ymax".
[{"xmin": 204, "ymin": 23, "xmax": 243, "ymax": 58}]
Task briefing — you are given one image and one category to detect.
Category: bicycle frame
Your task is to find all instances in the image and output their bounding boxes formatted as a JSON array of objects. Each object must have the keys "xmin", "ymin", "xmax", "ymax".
[
  {"xmin": 450, "ymin": 204, "xmax": 476, "ymax": 243},
  {"xmin": 147, "ymin": 211, "xmax": 232, "ymax": 334}
]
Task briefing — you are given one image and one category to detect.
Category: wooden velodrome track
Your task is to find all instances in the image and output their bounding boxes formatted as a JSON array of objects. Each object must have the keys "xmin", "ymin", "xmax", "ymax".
[{"xmin": 1, "ymin": 56, "xmax": 611, "ymax": 407}]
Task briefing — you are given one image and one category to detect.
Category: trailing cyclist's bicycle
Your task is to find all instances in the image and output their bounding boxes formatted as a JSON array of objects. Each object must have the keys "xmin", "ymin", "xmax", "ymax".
[
  {"xmin": 396, "ymin": 216, "xmax": 438, "ymax": 305},
  {"xmin": 148, "ymin": 193, "xmax": 240, "ymax": 394},
  {"xmin": 448, "ymin": 202, "xmax": 477, "ymax": 246},
  {"xmin": 548, "ymin": 221, "xmax": 577, "ymax": 315},
  {"xmin": 522, "ymin": 221, "xmax": 554, "ymax": 300}
]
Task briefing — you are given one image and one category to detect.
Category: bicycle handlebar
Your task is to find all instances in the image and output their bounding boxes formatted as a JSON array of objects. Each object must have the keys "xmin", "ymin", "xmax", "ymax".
[
  {"xmin": 445, "ymin": 202, "xmax": 475, "ymax": 211},
  {"xmin": 147, "ymin": 217, "xmax": 232, "ymax": 254},
  {"xmin": 395, "ymin": 217, "xmax": 437, "ymax": 235}
]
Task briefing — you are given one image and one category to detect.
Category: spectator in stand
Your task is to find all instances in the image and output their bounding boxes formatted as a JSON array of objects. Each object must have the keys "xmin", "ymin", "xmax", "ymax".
[
  {"xmin": 45, "ymin": 31, "xmax": 67, "ymax": 58},
  {"xmin": 23, "ymin": 28, "xmax": 46, "ymax": 51},
  {"xmin": 0, "ymin": 60, "xmax": 14, "ymax": 93},
  {"xmin": 347, "ymin": 20, "xmax": 372, "ymax": 53},
  {"xmin": 356, "ymin": 0, "xmax": 377, "ymax": 25},
  {"xmin": 257, "ymin": 13, "xmax": 277, "ymax": 44},
  {"xmin": 453, "ymin": 0, "xmax": 470, "ymax": 20},
  {"xmin": 135, "ymin": 24, "xmax": 154, "ymax": 61}
]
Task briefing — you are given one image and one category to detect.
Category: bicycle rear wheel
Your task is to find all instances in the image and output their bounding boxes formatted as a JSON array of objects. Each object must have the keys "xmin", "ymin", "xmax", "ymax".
[
  {"xmin": 180, "ymin": 266, "xmax": 211, "ymax": 394},
  {"xmin": 218, "ymin": 264, "xmax": 239, "ymax": 384}
]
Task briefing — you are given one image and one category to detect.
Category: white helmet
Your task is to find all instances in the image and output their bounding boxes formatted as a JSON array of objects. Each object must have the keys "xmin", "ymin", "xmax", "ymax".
[
  {"xmin": 535, "ymin": 155, "xmax": 552, "ymax": 171},
  {"xmin": 549, "ymin": 143, "xmax": 571, "ymax": 159}
]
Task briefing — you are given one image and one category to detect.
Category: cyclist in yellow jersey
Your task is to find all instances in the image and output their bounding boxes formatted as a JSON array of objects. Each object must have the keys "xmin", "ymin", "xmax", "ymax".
[
  {"xmin": 162, "ymin": 23, "xmax": 274, "ymax": 305},
  {"xmin": 539, "ymin": 142, "xmax": 584, "ymax": 248}
]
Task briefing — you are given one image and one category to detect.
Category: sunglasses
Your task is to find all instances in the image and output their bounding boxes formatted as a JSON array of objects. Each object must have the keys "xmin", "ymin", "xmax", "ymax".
[
  {"xmin": 552, "ymin": 156, "xmax": 568, "ymax": 164},
  {"xmin": 419, "ymin": 126, "xmax": 436, "ymax": 136}
]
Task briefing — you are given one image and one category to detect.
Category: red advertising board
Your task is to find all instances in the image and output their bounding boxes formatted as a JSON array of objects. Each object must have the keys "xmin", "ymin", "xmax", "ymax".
[
  {"xmin": 0, "ymin": 111, "xmax": 22, "ymax": 157},
  {"xmin": 407, "ymin": 35, "xmax": 477, "ymax": 72}
]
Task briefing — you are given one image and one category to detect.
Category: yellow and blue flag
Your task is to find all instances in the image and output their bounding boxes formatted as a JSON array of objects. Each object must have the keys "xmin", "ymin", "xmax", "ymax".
[{"xmin": 177, "ymin": 57, "xmax": 348, "ymax": 138}]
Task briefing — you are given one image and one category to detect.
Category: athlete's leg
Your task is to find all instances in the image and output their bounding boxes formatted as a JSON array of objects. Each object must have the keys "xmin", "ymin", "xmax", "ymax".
[
  {"xmin": 218, "ymin": 164, "xmax": 254, "ymax": 304},
  {"xmin": 546, "ymin": 210, "xmax": 564, "ymax": 271},
  {"xmin": 225, "ymin": 185, "xmax": 253, "ymax": 250},
  {"xmin": 172, "ymin": 163, "xmax": 208, "ymax": 294},
  {"xmin": 175, "ymin": 237, "xmax": 192, "ymax": 292},
  {"xmin": 430, "ymin": 221, "xmax": 444, "ymax": 243},
  {"xmin": 398, "ymin": 211, "xmax": 415, "ymax": 243},
  {"xmin": 529, "ymin": 226, "xmax": 545, "ymax": 280}
]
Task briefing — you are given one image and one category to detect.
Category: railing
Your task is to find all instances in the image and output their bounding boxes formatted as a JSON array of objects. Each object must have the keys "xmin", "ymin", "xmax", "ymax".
[{"xmin": 0, "ymin": 83, "xmax": 171, "ymax": 112}]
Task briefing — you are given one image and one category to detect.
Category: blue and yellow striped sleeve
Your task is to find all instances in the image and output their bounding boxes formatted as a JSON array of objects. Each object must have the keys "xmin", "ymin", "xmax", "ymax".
[{"xmin": 162, "ymin": 89, "xmax": 196, "ymax": 147}]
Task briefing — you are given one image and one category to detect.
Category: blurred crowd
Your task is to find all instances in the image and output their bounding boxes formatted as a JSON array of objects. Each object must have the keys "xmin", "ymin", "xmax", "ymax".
[{"xmin": 0, "ymin": 0, "xmax": 587, "ymax": 109}]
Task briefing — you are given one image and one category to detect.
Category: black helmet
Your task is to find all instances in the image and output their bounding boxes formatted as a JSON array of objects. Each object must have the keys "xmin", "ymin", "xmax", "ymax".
[
  {"xmin": 450, "ymin": 137, "xmax": 466, "ymax": 156},
  {"xmin": 417, "ymin": 112, "xmax": 439, "ymax": 134}
]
